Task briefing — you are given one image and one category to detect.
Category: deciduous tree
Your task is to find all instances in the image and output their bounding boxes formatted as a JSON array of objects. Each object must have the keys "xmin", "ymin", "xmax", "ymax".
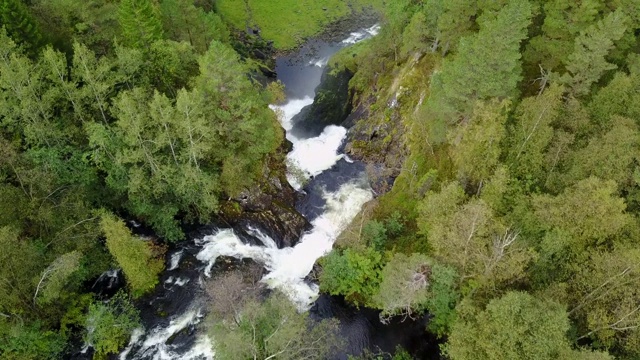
[
  {"xmin": 118, "ymin": 0, "xmax": 163, "ymax": 49},
  {"xmin": 562, "ymin": 10, "xmax": 628, "ymax": 96},
  {"xmin": 373, "ymin": 253, "xmax": 459, "ymax": 336},
  {"xmin": 210, "ymin": 292, "xmax": 342, "ymax": 360},
  {"xmin": 447, "ymin": 292, "xmax": 573, "ymax": 360}
]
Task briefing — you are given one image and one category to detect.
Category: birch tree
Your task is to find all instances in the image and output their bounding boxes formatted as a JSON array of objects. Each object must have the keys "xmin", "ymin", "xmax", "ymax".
[
  {"xmin": 33, "ymin": 251, "xmax": 81, "ymax": 305},
  {"xmin": 210, "ymin": 291, "xmax": 342, "ymax": 360}
]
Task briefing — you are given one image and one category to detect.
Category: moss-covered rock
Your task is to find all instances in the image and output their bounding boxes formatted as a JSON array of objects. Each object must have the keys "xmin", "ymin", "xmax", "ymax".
[
  {"xmin": 220, "ymin": 143, "xmax": 311, "ymax": 248},
  {"xmin": 290, "ymin": 65, "xmax": 355, "ymax": 138}
]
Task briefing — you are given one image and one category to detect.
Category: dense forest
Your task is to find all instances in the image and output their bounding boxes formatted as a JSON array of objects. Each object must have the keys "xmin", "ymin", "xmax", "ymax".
[
  {"xmin": 0, "ymin": 0, "xmax": 287, "ymax": 358},
  {"xmin": 321, "ymin": 0, "xmax": 640, "ymax": 359},
  {"xmin": 1, "ymin": 0, "xmax": 640, "ymax": 359}
]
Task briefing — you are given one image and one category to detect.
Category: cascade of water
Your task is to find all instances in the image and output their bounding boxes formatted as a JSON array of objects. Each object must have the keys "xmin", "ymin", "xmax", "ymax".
[
  {"xmin": 167, "ymin": 251, "xmax": 183, "ymax": 271},
  {"xmin": 119, "ymin": 23, "xmax": 379, "ymax": 360},
  {"xmin": 119, "ymin": 309, "xmax": 209, "ymax": 360},
  {"xmin": 341, "ymin": 24, "xmax": 381, "ymax": 44},
  {"xmin": 196, "ymin": 180, "xmax": 372, "ymax": 310}
]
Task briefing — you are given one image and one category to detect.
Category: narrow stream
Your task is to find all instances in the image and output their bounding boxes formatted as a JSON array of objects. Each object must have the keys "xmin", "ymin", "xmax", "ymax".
[{"xmin": 114, "ymin": 25, "xmax": 381, "ymax": 360}]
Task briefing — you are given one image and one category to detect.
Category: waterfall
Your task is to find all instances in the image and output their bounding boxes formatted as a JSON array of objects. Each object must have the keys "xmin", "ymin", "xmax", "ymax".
[
  {"xmin": 119, "ymin": 24, "xmax": 379, "ymax": 360},
  {"xmin": 196, "ymin": 180, "xmax": 372, "ymax": 310}
]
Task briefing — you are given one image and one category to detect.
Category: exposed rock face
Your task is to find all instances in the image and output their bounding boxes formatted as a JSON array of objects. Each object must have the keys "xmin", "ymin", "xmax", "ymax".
[
  {"xmin": 343, "ymin": 96, "xmax": 408, "ymax": 195},
  {"xmin": 290, "ymin": 65, "xmax": 355, "ymax": 139},
  {"xmin": 220, "ymin": 142, "xmax": 311, "ymax": 248},
  {"xmin": 285, "ymin": 61, "xmax": 408, "ymax": 195}
]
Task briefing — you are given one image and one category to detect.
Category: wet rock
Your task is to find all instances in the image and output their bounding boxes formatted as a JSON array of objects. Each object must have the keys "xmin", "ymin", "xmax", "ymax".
[
  {"xmin": 220, "ymin": 143, "xmax": 311, "ymax": 248},
  {"xmin": 344, "ymin": 96, "xmax": 408, "ymax": 195},
  {"xmin": 290, "ymin": 65, "xmax": 355, "ymax": 138},
  {"xmin": 239, "ymin": 202, "xmax": 310, "ymax": 248}
]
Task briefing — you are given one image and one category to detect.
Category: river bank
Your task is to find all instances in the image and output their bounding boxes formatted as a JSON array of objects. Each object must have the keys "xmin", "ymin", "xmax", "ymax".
[{"xmin": 79, "ymin": 21, "xmax": 438, "ymax": 360}]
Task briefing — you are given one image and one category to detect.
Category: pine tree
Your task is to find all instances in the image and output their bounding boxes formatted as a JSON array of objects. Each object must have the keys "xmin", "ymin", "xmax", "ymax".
[
  {"xmin": 0, "ymin": 0, "xmax": 43, "ymax": 55},
  {"xmin": 432, "ymin": 0, "xmax": 533, "ymax": 120},
  {"xmin": 562, "ymin": 10, "xmax": 628, "ymax": 96},
  {"xmin": 118, "ymin": 0, "xmax": 163, "ymax": 49}
]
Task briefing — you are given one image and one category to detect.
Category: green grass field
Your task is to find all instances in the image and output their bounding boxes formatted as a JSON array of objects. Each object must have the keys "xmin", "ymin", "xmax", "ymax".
[{"xmin": 217, "ymin": 0, "xmax": 382, "ymax": 50}]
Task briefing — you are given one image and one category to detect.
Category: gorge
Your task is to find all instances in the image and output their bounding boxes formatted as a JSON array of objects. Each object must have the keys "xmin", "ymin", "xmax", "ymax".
[{"xmin": 106, "ymin": 22, "xmax": 430, "ymax": 360}]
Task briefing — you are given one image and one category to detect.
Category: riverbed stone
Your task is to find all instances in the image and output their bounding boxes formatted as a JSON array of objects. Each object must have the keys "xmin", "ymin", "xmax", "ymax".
[{"xmin": 220, "ymin": 141, "xmax": 311, "ymax": 248}]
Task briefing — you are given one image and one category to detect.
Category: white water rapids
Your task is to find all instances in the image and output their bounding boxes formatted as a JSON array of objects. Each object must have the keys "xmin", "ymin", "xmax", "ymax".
[{"xmin": 119, "ymin": 24, "xmax": 379, "ymax": 360}]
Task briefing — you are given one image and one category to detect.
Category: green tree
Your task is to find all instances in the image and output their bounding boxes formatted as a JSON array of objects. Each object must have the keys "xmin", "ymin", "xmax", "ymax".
[
  {"xmin": 400, "ymin": 11, "xmax": 429, "ymax": 58},
  {"xmin": 446, "ymin": 292, "xmax": 573, "ymax": 360},
  {"xmin": 431, "ymin": 0, "xmax": 533, "ymax": 119},
  {"xmin": 31, "ymin": 0, "xmax": 120, "ymax": 55},
  {"xmin": 363, "ymin": 220, "xmax": 387, "ymax": 251},
  {"xmin": 118, "ymin": 0, "xmax": 163, "ymax": 49},
  {"xmin": 71, "ymin": 42, "xmax": 124, "ymax": 126},
  {"xmin": 533, "ymin": 177, "xmax": 630, "ymax": 247},
  {"xmin": 449, "ymin": 99, "xmax": 509, "ymax": 185},
  {"xmin": 319, "ymin": 248, "xmax": 383, "ymax": 306},
  {"xmin": 524, "ymin": 0, "xmax": 606, "ymax": 74},
  {"xmin": 0, "ymin": 320, "xmax": 64, "ymax": 360},
  {"xmin": 419, "ymin": 183, "xmax": 535, "ymax": 292},
  {"xmin": 588, "ymin": 72, "xmax": 640, "ymax": 129},
  {"xmin": 435, "ymin": 0, "xmax": 478, "ymax": 53},
  {"xmin": 569, "ymin": 246, "xmax": 640, "ymax": 355},
  {"xmin": 506, "ymin": 84, "xmax": 564, "ymax": 186},
  {"xmin": 33, "ymin": 251, "xmax": 82, "ymax": 305},
  {"xmin": 0, "ymin": 226, "xmax": 41, "ymax": 317},
  {"xmin": 0, "ymin": 0, "xmax": 43, "ymax": 55},
  {"xmin": 160, "ymin": 0, "xmax": 229, "ymax": 53},
  {"xmin": 100, "ymin": 213, "xmax": 164, "ymax": 297},
  {"xmin": 145, "ymin": 39, "xmax": 198, "ymax": 95},
  {"xmin": 373, "ymin": 253, "xmax": 459, "ymax": 336},
  {"xmin": 210, "ymin": 291, "xmax": 342, "ymax": 360},
  {"xmin": 564, "ymin": 116, "xmax": 640, "ymax": 189},
  {"xmin": 0, "ymin": 30, "xmax": 64, "ymax": 147},
  {"xmin": 84, "ymin": 291, "xmax": 140, "ymax": 359},
  {"xmin": 561, "ymin": 10, "xmax": 628, "ymax": 96}
]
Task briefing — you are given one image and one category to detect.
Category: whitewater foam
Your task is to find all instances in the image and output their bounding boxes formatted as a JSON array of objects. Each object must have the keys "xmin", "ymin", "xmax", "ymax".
[
  {"xmin": 119, "ymin": 309, "xmax": 212, "ymax": 360},
  {"xmin": 196, "ymin": 180, "xmax": 372, "ymax": 310},
  {"xmin": 309, "ymin": 56, "xmax": 330, "ymax": 67},
  {"xmin": 167, "ymin": 251, "xmax": 183, "ymax": 271},
  {"xmin": 269, "ymin": 96, "xmax": 313, "ymax": 141},
  {"xmin": 342, "ymin": 23, "xmax": 381, "ymax": 44},
  {"xmin": 286, "ymin": 125, "xmax": 348, "ymax": 189}
]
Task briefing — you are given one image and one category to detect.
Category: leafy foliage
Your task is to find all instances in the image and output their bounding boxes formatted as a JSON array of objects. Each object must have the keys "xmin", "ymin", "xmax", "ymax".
[
  {"xmin": 430, "ymin": 0, "xmax": 533, "ymax": 118},
  {"xmin": 0, "ymin": 0, "xmax": 43, "ymax": 55},
  {"xmin": 0, "ymin": 320, "xmax": 65, "ymax": 360},
  {"xmin": 446, "ymin": 292, "xmax": 572, "ymax": 360},
  {"xmin": 326, "ymin": 1, "xmax": 640, "ymax": 357},
  {"xmin": 118, "ymin": 0, "xmax": 163, "ymax": 49},
  {"xmin": 100, "ymin": 213, "xmax": 164, "ymax": 297},
  {"xmin": 210, "ymin": 291, "xmax": 342, "ymax": 360},
  {"xmin": 84, "ymin": 291, "xmax": 140, "ymax": 359},
  {"xmin": 374, "ymin": 253, "xmax": 459, "ymax": 335},
  {"xmin": 319, "ymin": 248, "xmax": 383, "ymax": 306}
]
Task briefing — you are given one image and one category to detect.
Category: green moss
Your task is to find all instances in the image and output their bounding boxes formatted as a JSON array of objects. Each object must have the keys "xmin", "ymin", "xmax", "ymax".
[
  {"xmin": 217, "ymin": 0, "xmax": 382, "ymax": 49},
  {"xmin": 329, "ymin": 40, "xmax": 369, "ymax": 73},
  {"xmin": 221, "ymin": 201, "xmax": 243, "ymax": 220}
]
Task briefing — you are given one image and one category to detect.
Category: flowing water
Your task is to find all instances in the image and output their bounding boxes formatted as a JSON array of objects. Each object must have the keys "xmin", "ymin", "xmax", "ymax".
[{"xmin": 110, "ymin": 25, "xmax": 382, "ymax": 360}]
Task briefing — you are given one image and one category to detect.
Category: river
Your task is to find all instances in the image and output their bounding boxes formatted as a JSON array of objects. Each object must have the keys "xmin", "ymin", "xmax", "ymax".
[{"xmin": 85, "ymin": 23, "xmax": 436, "ymax": 360}]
